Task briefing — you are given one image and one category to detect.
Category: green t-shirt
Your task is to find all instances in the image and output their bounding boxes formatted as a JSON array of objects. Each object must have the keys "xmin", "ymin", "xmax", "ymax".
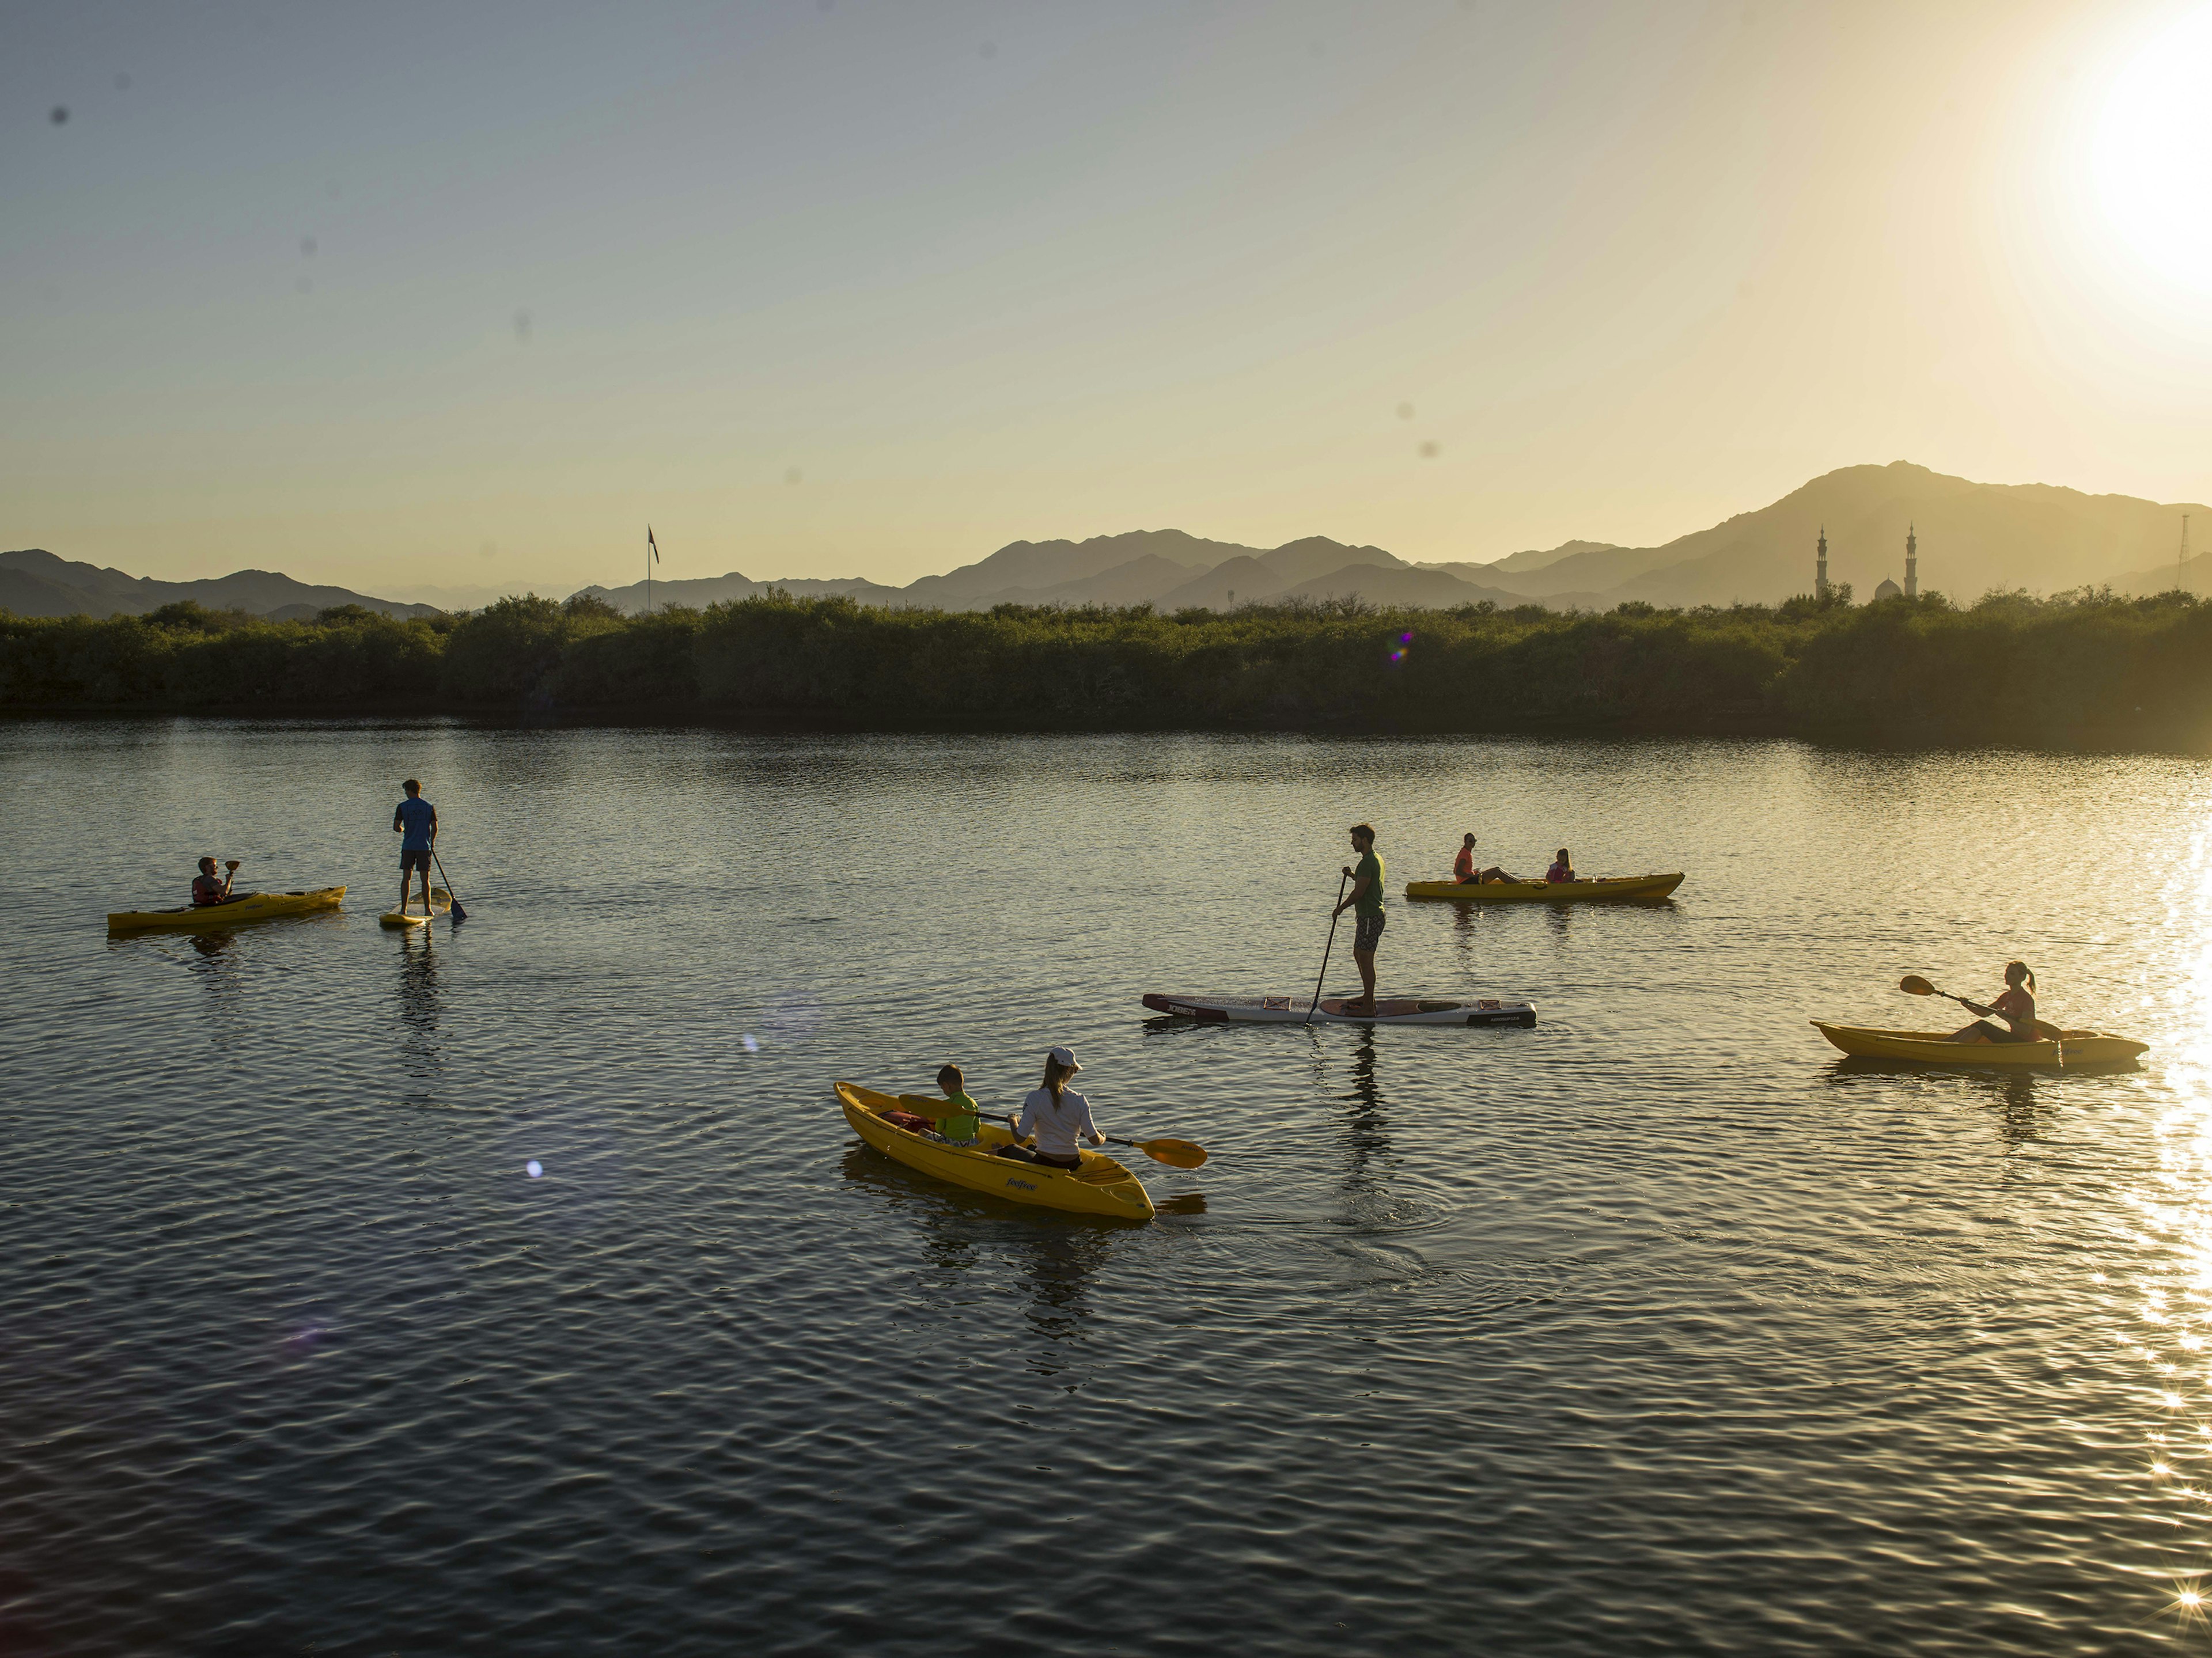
[
  {"xmin": 1354, "ymin": 850, "xmax": 1385, "ymax": 915},
  {"xmin": 940, "ymin": 1090, "xmax": 980, "ymax": 1142}
]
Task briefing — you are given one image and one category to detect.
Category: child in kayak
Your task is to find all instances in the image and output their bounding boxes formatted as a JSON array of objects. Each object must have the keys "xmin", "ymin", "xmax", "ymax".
[
  {"xmin": 997, "ymin": 1047, "xmax": 1104, "ymax": 1171},
  {"xmin": 1545, "ymin": 848, "xmax": 1579, "ymax": 883},
  {"xmin": 935, "ymin": 1064, "xmax": 982, "ymax": 1145},
  {"xmin": 1946, "ymin": 961, "xmax": 2039, "ymax": 1044}
]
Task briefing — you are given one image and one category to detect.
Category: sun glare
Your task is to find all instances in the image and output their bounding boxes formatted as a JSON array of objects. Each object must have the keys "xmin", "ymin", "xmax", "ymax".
[{"xmin": 2087, "ymin": 5, "xmax": 2212, "ymax": 295}]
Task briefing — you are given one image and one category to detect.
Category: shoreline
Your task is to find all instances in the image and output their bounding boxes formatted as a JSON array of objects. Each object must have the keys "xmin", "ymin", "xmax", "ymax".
[{"xmin": 3, "ymin": 703, "xmax": 2201, "ymax": 757}]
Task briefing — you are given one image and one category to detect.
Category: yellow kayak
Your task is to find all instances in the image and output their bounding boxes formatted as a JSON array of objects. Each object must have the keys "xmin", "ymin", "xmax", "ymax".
[
  {"xmin": 108, "ymin": 886, "xmax": 346, "ymax": 934},
  {"xmin": 836, "ymin": 1081, "xmax": 1154, "ymax": 1221},
  {"xmin": 1404, "ymin": 872, "xmax": 1684, "ymax": 903},
  {"xmin": 1811, "ymin": 1021, "xmax": 2149, "ymax": 1067}
]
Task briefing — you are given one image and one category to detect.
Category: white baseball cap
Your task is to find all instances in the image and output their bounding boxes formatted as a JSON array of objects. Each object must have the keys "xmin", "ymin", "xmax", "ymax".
[{"xmin": 1047, "ymin": 1046, "xmax": 1082, "ymax": 1072}]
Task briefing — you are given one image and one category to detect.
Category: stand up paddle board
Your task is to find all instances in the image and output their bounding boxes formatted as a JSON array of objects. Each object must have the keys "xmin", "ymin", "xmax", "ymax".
[
  {"xmin": 1143, "ymin": 993, "xmax": 1536, "ymax": 1027},
  {"xmin": 380, "ymin": 909, "xmax": 434, "ymax": 929}
]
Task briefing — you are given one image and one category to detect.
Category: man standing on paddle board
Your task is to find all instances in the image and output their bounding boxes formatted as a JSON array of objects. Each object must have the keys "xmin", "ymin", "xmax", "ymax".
[
  {"xmin": 1334, "ymin": 823, "xmax": 1384, "ymax": 1016},
  {"xmin": 392, "ymin": 779, "xmax": 438, "ymax": 917}
]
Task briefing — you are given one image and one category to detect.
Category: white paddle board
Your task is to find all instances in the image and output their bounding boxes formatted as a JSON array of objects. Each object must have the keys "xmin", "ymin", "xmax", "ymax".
[{"xmin": 1143, "ymin": 993, "xmax": 1536, "ymax": 1027}]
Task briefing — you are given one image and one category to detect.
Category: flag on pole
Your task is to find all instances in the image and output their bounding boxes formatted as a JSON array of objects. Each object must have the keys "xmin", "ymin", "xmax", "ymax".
[{"xmin": 647, "ymin": 525, "xmax": 660, "ymax": 563}]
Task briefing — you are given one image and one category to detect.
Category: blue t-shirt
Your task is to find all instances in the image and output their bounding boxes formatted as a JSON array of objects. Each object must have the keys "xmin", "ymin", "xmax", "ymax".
[{"xmin": 395, "ymin": 796, "xmax": 435, "ymax": 851}]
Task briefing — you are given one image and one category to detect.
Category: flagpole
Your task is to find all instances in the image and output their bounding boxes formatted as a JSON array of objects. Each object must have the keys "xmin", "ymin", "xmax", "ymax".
[{"xmin": 646, "ymin": 526, "xmax": 652, "ymax": 615}]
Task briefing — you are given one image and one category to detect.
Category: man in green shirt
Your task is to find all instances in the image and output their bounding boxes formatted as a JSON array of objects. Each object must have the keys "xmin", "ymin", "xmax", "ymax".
[{"xmin": 1332, "ymin": 822, "xmax": 1385, "ymax": 1016}]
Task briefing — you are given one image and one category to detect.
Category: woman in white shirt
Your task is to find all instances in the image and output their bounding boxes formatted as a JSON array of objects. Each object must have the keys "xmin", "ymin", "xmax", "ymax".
[{"xmin": 998, "ymin": 1046, "xmax": 1105, "ymax": 1172}]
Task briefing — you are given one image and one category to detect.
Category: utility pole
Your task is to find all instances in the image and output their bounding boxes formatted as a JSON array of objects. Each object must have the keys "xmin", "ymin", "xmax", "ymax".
[{"xmin": 2184, "ymin": 514, "xmax": 2191, "ymax": 594}]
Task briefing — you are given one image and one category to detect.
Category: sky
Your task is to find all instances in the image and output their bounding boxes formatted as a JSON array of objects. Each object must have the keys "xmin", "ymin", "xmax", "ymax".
[{"xmin": 7, "ymin": 0, "xmax": 2212, "ymax": 602}]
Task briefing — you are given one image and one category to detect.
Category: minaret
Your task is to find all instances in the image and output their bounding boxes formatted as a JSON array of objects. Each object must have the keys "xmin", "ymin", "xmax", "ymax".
[
  {"xmin": 1816, "ymin": 526, "xmax": 1829, "ymax": 600},
  {"xmin": 1904, "ymin": 523, "xmax": 1918, "ymax": 599}
]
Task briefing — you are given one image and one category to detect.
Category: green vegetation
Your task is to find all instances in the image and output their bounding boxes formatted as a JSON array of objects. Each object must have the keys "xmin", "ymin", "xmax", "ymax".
[{"xmin": 3, "ymin": 587, "xmax": 2209, "ymax": 749}]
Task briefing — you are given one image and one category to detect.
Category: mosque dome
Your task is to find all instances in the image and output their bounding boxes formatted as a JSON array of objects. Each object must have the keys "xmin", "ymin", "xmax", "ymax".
[{"xmin": 1874, "ymin": 576, "xmax": 1903, "ymax": 601}]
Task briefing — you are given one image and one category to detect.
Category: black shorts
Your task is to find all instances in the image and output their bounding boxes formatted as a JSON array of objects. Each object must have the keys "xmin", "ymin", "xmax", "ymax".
[
  {"xmin": 400, "ymin": 849, "xmax": 433, "ymax": 875},
  {"xmin": 994, "ymin": 1145, "xmax": 1083, "ymax": 1171},
  {"xmin": 1354, "ymin": 910, "xmax": 1385, "ymax": 952}
]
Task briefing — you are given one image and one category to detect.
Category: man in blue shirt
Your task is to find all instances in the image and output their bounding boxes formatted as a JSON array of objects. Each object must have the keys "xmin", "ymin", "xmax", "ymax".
[{"xmin": 392, "ymin": 779, "xmax": 438, "ymax": 916}]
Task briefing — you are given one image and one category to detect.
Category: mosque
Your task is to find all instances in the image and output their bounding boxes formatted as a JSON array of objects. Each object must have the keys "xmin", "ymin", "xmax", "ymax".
[{"xmin": 1817, "ymin": 525, "xmax": 1918, "ymax": 601}]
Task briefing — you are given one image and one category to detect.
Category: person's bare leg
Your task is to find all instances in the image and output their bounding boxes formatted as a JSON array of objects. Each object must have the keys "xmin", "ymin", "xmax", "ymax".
[{"xmin": 1351, "ymin": 944, "xmax": 1377, "ymax": 1012}]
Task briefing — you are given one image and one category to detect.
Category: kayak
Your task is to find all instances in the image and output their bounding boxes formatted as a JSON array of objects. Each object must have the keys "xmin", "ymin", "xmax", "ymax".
[
  {"xmin": 107, "ymin": 886, "xmax": 346, "ymax": 934},
  {"xmin": 836, "ymin": 1081, "xmax": 1154, "ymax": 1221},
  {"xmin": 1404, "ymin": 873, "xmax": 1684, "ymax": 903},
  {"xmin": 1811, "ymin": 1021, "xmax": 2149, "ymax": 1067},
  {"xmin": 1143, "ymin": 992, "xmax": 1537, "ymax": 1027},
  {"xmin": 380, "ymin": 909, "xmax": 434, "ymax": 929}
]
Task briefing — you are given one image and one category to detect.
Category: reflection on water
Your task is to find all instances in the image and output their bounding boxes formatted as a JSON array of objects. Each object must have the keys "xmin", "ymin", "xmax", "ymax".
[
  {"xmin": 15, "ymin": 723, "xmax": 2212, "ymax": 1655},
  {"xmin": 835, "ymin": 1140, "xmax": 1113, "ymax": 1383},
  {"xmin": 395, "ymin": 925, "xmax": 441, "ymax": 1095}
]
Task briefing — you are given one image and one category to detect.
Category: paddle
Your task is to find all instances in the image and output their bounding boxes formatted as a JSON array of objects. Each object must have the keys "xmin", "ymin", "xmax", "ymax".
[
  {"xmin": 993, "ymin": 1114, "xmax": 1209, "ymax": 1170},
  {"xmin": 1306, "ymin": 872, "xmax": 1349, "ymax": 1026},
  {"xmin": 1899, "ymin": 975, "xmax": 2062, "ymax": 1041},
  {"xmin": 892, "ymin": 1094, "xmax": 1209, "ymax": 1169},
  {"xmin": 431, "ymin": 851, "xmax": 468, "ymax": 921}
]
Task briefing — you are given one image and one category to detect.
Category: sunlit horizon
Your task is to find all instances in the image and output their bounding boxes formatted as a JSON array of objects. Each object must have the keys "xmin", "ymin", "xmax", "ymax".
[{"xmin": 7, "ymin": 0, "xmax": 2211, "ymax": 598}]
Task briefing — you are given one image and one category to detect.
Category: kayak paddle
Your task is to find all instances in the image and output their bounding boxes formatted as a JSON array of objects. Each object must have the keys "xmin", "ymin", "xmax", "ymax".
[
  {"xmin": 1899, "ymin": 974, "xmax": 2062, "ymax": 1041},
  {"xmin": 431, "ymin": 851, "xmax": 468, "ymax": 921},
  {"xmin": 1305, "ymin": 872, "xmax": 1349, "ymax": 1026},
  {"xmin": 996, "ymin": 1114, "xmax": 1209, "ymax": 1169}
]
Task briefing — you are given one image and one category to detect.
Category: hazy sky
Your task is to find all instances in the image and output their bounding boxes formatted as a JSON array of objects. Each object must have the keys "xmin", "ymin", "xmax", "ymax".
[{"xmin": 7, "ymin": 0, "xmax": 2212, "ymax": 600}]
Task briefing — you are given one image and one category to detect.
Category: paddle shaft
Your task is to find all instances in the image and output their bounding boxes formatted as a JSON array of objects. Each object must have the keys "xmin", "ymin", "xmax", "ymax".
[
  {"xmin": 994, "ymin": 1114, "xmax": 1203, "ymax": 1168},
  {"xmin": 1910, "ymin": 980, "xmax": 2061, "ymax": 1042},
  {"xmin": 431, "ymin": 850, "xmax": 467, "ymax": 920},
  {"xmin": 1306, "ymin": 872, "xmax": 1349, "ymax": 1026}
]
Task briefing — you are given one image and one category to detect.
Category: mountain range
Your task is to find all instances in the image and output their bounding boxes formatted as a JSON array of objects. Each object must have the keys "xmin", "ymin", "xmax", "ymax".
[
  {"xmin": 8, "ymin": 461, "xmax": 2205, "ymax": 623},
  {"xmin": 0, "ymin": 548, "xmax": 440, "ymax": 622},
  {"xmin": 579, "ymin": 463, "xmax": 2207, "ymax": 616}
]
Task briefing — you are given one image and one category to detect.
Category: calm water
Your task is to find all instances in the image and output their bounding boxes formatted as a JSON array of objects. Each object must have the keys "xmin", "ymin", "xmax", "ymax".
[{"xmin": 6, "ymin": 720, "xmax": 2212, "ymax": 1655}]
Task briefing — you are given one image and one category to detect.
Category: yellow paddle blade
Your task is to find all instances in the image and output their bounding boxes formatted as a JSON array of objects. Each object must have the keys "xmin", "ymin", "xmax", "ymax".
[
  {"xmin": 1899, "ymin": 975, "xmax": 1936, "ymax": 996},
  {"xmin": 1136, "ymin": 1137, "xmax": 1207, "ymax": 1169}
]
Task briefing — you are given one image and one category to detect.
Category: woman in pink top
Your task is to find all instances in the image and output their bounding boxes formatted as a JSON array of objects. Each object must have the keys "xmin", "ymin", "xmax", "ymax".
[
  {"xmin": 1544, "ymin": 848, "xmax": 1577, "ymax": 883},
  {"xmin": 1946, "ymin": 961, "xmax": 2039, "ymax": 1044}
]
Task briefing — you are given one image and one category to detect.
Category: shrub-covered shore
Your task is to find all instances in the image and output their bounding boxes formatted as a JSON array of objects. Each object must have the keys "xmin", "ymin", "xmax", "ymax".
[{"xmin": 3, "ymin": 588, "xmax": 2208, "ymax": 749}]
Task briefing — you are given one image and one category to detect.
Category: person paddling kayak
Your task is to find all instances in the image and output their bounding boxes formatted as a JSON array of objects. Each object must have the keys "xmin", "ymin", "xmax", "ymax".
[
  {"xmin": 1945, "ymin": 961, "xmax": 2039, "ymax": 1044},
  {"xmin": 392, "ymin": 779, "xmax": 438, "ymax": 917},
  {"xmin": 1334, "ymin": 824, "xmax": 1385, "ymax": 1015},
  {"xmin": 997, "ymin": 1047, "xmax": 1104, "ymax": 1171},
  {"xmin": 192, "ymin": 857, "xmax": 240, "ymax": 906},
  {"xmin": 1453, "ymin": 833, "xmax": 1514, "ymax": 885}
]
